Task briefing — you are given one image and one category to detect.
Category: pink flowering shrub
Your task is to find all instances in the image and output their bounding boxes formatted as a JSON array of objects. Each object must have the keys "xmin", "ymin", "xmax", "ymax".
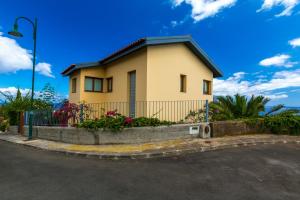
[
  {"xmin": 53, "ymin": 101, "xmax": 80, "ymax": 126},
  {"xmin": 78, "ymin": 110, "xmax": 174, "ymax": 132},
  {"xmin": 124, "ymin": 117, "xmax": 133, "ymax": 125}
]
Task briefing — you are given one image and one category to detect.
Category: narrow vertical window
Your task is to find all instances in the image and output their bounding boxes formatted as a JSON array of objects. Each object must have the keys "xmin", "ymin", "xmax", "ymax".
[
  {"xmin": 107, "ymin": 77, "xmax": 113, "ymax": 93},
  {"xmin": 180, "ymin": 74, "xmax": 187, "ymax": 93},
  {"xmin": 94, "ymin": 78, "xmax": 102, "ymax": 92},
  {"xmin": 71, "ymin": 78, "xmax": 77, "ymax": 93},
  {"xmin": 85, "ymin": 77, "xmax": 93, "ymax": 91},
  {"xmin": 203, "ymin": 80, "xmax": 211, "ymax": 95}
]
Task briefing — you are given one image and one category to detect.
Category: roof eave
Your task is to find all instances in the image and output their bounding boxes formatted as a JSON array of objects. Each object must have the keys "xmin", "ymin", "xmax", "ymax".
[
  {"xmin": 62, "ymin": 62, "xmax": 101, "ymax": 76},
  {"xmin": 187, "ymin": 39, "xmax": 223, "ymax": 78},
  {"xmin": 100, "ymin": 43, "xmax": 147, "ymax": 65}
]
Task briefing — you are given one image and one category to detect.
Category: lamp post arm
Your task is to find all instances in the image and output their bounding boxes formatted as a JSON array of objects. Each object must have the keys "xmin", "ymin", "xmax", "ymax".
[
  {"xmin": 15, "ymin": 17, "xmax": 37, "ymax": 39},
  {"xmin": 15, "ymin": 16, "xmax": 35, "ymax": 28}
]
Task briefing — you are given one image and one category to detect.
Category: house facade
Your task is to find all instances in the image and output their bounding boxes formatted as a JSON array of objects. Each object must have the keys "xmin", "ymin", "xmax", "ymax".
[{"xmin": 62, "ymin": 36, "xmax": 222, "ymax": 120}]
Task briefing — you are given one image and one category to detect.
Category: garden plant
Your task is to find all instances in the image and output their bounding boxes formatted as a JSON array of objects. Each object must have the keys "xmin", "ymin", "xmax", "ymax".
[{"xmin": 210, "ymin": 94, "xmax": 300, "ymax": 135}]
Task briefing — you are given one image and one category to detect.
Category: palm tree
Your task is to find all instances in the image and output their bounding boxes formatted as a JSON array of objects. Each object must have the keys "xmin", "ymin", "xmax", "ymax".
[{"xmin": 209, "ymin": 94, "xmax": 294, "ymax": 121}]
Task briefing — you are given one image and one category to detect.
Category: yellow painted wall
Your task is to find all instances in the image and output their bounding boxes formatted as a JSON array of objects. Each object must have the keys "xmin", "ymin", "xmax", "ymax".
[
  {"xmin": 146, "ymin": 43, "xmax": 213, "ymax": 101},
  {"xmin": 68, "ymin": 49, "xmax": 148, "ymax": 117},
  {"xmin": 104, "ymin": 48, "xmax": 147, "ymax": 102},
  {"xmin": 69, "ymin": 70, "xmax": 81, "ymax": 103},
  {"xmin": 146, "ymin": 43, "xmax": 213, "ymax": 121},
  {"xmin": 67, "ymin": 43, "xmax": 214, "ymax": 121},
  {"xmin": 78, "ymin": 67, "xmax": 106, "ymax": 104}
]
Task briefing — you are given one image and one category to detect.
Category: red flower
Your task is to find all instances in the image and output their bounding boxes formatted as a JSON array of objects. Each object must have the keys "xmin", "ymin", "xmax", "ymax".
[
  {"xmin": 106, "ymin": 111, "xmax": 117, "ymax": 117},
  {"xmin": 124, "ymin": 117, "xmax": 133, "ymax": 125}
]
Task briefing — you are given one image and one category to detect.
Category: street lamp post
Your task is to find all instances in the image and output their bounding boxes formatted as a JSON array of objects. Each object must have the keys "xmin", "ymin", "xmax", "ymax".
[{"xmin": 8, "ymin": 17, "xmax": 37, "ymax": 140}]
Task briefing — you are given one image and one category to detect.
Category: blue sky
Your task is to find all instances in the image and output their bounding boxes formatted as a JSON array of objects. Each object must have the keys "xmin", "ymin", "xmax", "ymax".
[{"xmin": 0, "ymin": 0, "xmax": 300, "ymax": 106}]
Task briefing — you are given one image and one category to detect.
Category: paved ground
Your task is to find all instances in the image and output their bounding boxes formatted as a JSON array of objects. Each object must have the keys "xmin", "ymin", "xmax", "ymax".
[
  {"xmin": 1, "ymin": 134, "xmax": 299, "ymax": 158},
  {"xmin": 0, "ymin": 140, "xmax": 299, "ymax": 200}
]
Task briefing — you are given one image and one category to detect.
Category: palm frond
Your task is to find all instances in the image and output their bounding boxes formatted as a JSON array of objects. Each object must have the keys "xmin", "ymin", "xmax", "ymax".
[{"xmin": 265, "ymin": 104, "xmax": 284, "ymax": 116}]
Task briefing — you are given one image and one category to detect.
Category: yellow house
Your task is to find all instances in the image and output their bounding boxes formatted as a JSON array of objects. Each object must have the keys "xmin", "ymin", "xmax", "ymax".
[{"xmin": 62, "ymin": 35, "xmax": 222, "ymax": 121}]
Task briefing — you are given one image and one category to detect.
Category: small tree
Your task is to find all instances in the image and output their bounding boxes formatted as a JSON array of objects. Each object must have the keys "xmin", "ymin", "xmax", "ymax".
[{"xmin": 39, "ymin": 83, "xmax": 56, "ymax": 105}]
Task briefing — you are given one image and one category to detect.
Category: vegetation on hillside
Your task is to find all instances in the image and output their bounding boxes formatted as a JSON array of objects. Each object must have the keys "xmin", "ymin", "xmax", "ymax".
[
  {"xmin": 209, "ymin": 94, "xmax": 298, "ymax": 121},
  {"xmin": 210, "ymin": 94, "xmax": 300, "ymax": 135},
  {"xmin": 0, "ymin": 88, "xmax": 52, "ymax": 126}
]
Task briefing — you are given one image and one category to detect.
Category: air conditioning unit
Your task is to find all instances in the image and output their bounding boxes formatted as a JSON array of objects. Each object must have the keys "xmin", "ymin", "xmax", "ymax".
[{"xmin": 199, "ymin": 123, "xmax": 211, "ymax": 139}]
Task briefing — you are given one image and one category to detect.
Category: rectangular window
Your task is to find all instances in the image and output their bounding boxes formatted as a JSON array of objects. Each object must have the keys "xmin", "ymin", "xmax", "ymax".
[
  {"xmin": 203, "ymin": 80, "xmax": 211, "ymax": 95},
  {"xmin": 71, "ymin": 78, "xmax": 77, "ymax": 93},
  {"xmin": 107, "ymin": 77, "xmax": 113, "ymax": 93},
  {"xmin": 180, "ymin": 74, "xmax": 187, "ymax": 93},
  {"xmin": 85, "ymin": 77, "xmax": 103, "ymax": 92}
]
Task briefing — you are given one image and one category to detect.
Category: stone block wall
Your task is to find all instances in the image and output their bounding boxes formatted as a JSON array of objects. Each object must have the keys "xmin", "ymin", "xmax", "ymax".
[
  {"xmin": 210, "ymin": 121, "xmax": 266, "ymax": 137},
  {"xmin": 23, "ymin": 124, "xmax": 198, "ymax": 145},
  {"xmin": 15, "ymin": 121, "xmax": 268, "ymax": 144}
]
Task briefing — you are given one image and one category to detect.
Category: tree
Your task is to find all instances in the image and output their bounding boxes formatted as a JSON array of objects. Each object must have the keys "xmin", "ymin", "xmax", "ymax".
[
  {"xmin": 39, "ymin": 83, "xmax": 55, "ymax": 105},
  {"xmin": 209, "ymin": 94, "xmax": 297, "ymax": 121},
  {"xmin": 0, "ymin": 88, "xmax": 51, "ymax": 125}
]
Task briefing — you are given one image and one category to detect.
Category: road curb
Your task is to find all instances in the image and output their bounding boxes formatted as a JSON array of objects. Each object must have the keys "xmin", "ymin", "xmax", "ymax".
[{"xmin": 0, "ymin": 135, "xmax": 299, "ymax": 160}]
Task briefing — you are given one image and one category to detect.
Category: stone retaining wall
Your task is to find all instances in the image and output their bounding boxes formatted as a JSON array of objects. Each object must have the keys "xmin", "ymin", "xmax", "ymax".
[
  {"xmin": 22, "ymin": 124, "xmax": 199, "ymax": 145},
  {"xmin": 8, "ymin": 126, "xmax": 18, "ymax": 135},
  {"xmin": 9, "ymin": 121, "xmax": 267, "ymax": 144},
  {"xmin": 210, "ymin": 121, "xmax": 266, "ymax": 137}
]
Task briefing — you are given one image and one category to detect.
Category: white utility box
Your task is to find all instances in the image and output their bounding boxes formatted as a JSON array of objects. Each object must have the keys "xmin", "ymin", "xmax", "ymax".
[{"xmin": 189, "ymin": 126, "xmax": 200, "ymax": 135}]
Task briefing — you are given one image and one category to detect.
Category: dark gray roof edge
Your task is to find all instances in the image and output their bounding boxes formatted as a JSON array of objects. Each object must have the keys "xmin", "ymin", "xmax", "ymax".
[
  {"xmin": 188, "ymin": 38, "xmax": 223, "ymax": 78},
  {"xmin": 146, "ymin": 35, "xmax": 192, "ymax": 41},
  {"xmin": 62, "ymin": 62, "xmax": 101, "ymax": 76},
  {"xmin": 100, "ymin": 43, "xmax": 147, "ymax": 65},
  {"xmin": 76, "ymin": 62, "xmax": 100, "ymax": 67}
]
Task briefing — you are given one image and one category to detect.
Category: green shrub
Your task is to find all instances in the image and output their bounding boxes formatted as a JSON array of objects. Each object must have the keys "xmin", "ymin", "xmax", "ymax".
[
  {"xmin": 77, "ymin": 111, "xmax": 174, "ymax": 132},
  {"xmin": 245, "ymin": 115, "xmax": 300, "ymax": 136},
  {"xmin": 0, "ymin": 120, "xmax": 9, "ymax": 132},
  {"xmin": 132, "ymin": 117, "xmax": 173, "ymax": 127},
  {"xmin": 263, "ymin": 115, "xmax": 300, "ymax": 135}
]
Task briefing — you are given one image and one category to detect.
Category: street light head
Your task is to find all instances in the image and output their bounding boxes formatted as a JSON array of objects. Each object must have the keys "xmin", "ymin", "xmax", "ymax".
[{"xmin": 8, "ymin": 23, "xmax": 23, "ymax": 37}]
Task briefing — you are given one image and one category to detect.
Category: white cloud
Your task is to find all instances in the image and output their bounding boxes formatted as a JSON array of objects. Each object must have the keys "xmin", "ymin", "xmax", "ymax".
[
  {"xmin": 0, "ymin": 32, "xmax": 54, "ymax": 78},
  {"xmin": 265, "ymin": 94, "xmax": 288, "ymax": 99},
  {"xmin": 0, "ymin": 87, "xmax": 30, "ymax": 97},
  {"xmin": 257, "ymin": 0, "xmax": 300, "ymax": 17},
  {"xmin": 214, "ymin": 69, "xmax": 300, "ymax": 100},
  {"xmin": 0, "ymin": 86, "xmax": 65, "ymax": 103},
  {"xmin": 171, "ymin": 19, "xmax": 186, "ymax": 27},
  {"xmin": 172, "ymin": 0, "xmax": 185, "ymax": 7},
  {"xmin": 171, "ymin": 20, "xmax": 182, "ymax": 27},
  {"xmin": 289, "ymin": 37, "xmax": 300, "ymax": 47},
  {"xmin": 259, "ymin": 54, "xmax": 298, "ymax": 68},
  {"xmin": 214, "ymin": 72, "xmax": 251, "ymax": 96},
  {"xmin": 36, "ymin": 63, "xmax": 55, "ymax": 78},
  {"xmin": 172, "ymin": 0, "xmax": 237, "ymax": 22}
]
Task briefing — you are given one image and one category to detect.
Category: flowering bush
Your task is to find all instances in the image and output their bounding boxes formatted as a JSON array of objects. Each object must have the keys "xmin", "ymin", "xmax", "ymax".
[
  {"xmin": 53, "ymin": 101, "xmax": 80, "ymax": 126},
  {"xmin": 124, "ymin": 117, "xmax": 133, "ymax": 125},
  {"xmin": 78, "ymin": 110, "xmax": 173, "ymax": 132}
]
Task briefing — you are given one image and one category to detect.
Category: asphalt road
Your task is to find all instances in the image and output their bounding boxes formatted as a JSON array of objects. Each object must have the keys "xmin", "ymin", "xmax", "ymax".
[{"xmin": 0, "ymin": 140, "xmax": 299, "ymax": 200}]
